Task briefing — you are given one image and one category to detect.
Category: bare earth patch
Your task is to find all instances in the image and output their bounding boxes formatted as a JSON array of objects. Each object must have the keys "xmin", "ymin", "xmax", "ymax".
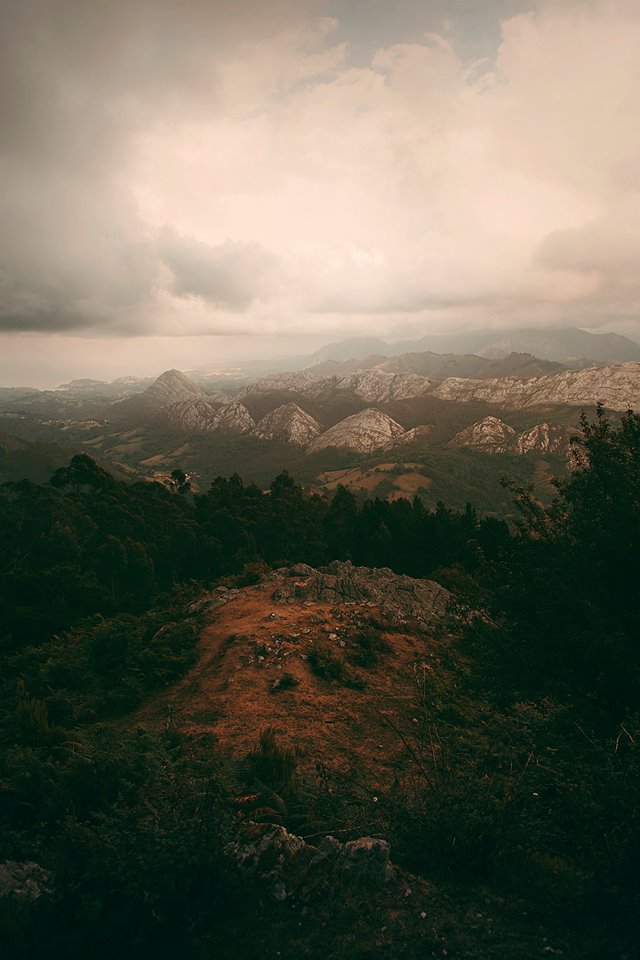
[{"xmin": 141, "ymin": 564, "xmax": 453, "ymax": 788}]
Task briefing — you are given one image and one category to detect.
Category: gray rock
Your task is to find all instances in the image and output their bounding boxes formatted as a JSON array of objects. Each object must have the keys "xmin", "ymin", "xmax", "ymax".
[
  {"xmin": 340, "ymin": 838, "xmax": 395, "ymax": 883},
  {"xmin": 434, "ymin": 362, "xmax": 640, "ymax": 412},
  {"xmin": 450, "ymin": 417, "xmax": 576, "ymax": 456},
  {"xmin": 0, "ymin": 861, "xmax": 52, "ymax": 901},
  {"xmin": 273, "ymin": 560, "xmax": 452, "ymax": 628},
  {"xmin": 308, "ymin": 409, "xmax": 406, "ymax": 455},
  {"xmin": 252, "ymin": 403, "xmax": 322, "ymax": 446},
  {"xmin": 227, "ymin": 824, "xmax": 397, "ymax": 899}
]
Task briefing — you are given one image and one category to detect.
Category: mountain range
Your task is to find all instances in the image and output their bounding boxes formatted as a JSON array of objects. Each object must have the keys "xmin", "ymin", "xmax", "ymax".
[
  {"xmin": 2, "ymin": 330, "xmax": 640, "ymax": 514},
  {"xmin": 306, "ymin": 326, "xmax": 640, "ymax": 365}
]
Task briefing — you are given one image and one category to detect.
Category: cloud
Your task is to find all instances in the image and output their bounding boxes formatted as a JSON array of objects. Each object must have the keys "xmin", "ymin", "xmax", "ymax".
[
  {"xmin": 1, "ymin": 0, "xmax": 640, "ymax": 346},
  {"xmin": 157, "ymin": 229, "xmax": 280, "ymax": 310},
  {"xmin": 0, "ymin": 0, "xmax": 320, "ymax": 334}
]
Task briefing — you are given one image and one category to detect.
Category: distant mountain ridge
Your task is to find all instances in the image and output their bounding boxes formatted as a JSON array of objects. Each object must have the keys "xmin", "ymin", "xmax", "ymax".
[
  {"xmin": 309, "ymin": 351, "xmax": 564, "ymax": 381},
  {"xmin": 307, "ymin": 327, "xmax": 640, "ymax": 366},
  {"xmin": 237, "ymin": 362, "xmax": 640, "ymax": 414}
]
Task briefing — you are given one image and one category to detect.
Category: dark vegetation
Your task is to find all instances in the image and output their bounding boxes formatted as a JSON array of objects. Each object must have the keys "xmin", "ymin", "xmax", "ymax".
[
  {"xmin": 1, "ymin": 393, "xmax": 573, "ymax": 513},
  {"xmin": 0, "ymin": 407, "xmax": 639, "ymax": 958}
]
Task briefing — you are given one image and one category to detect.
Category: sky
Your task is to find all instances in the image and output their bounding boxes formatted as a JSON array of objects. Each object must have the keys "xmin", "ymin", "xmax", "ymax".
[{"xmin": 1, "ymin": 0, "xmax": 640, "ymax": 386}]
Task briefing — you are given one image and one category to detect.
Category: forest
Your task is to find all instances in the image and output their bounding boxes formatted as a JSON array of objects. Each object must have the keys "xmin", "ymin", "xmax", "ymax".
[{"xmin": 0, "ymin": 407, "xmax": 639, "ymax": 959}]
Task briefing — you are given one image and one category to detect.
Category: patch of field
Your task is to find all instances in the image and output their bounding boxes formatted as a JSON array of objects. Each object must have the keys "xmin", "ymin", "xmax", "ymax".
[
  {"xmin": 110, "ymin": 460, "xmax": 138, "ymax": 475},
  {"xmin": 110, "ymin": 439, "xmax": 145, "ymax": 454},
  {"xmin": 317, "ymin": 463, "xmax": 432, "ymax": 500},
  {"xmin": 140, "ymin": 453, "xmax": 169, "ymax": 466},
  {"xmin": 388, "ymin": 473, "xmax": 432, "ymax": 499},
  {"xmin": 167, "ymin": 443, "xmax": 193, "ymax": 459},
  {"xmin": 374, "ymin": 462, "xmax": 423, "ymax": 471}
]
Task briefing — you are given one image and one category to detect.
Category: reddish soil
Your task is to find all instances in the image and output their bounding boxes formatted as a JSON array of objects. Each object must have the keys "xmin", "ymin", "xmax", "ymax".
[{"xmin": 143, "ymin": 577, "xmax": 448, "ymax": 788}]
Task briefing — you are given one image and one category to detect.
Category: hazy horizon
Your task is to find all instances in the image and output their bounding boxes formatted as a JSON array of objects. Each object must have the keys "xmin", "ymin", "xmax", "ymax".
[{"xmin": 2, "ymin": 0, "xmax": 640, "ymax": 385}]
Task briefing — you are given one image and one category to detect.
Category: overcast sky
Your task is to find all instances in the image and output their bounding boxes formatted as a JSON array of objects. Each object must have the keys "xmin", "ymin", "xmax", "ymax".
[{"xmin": 1, "ymin": 0, "xmax": 639, "ymax": 385}]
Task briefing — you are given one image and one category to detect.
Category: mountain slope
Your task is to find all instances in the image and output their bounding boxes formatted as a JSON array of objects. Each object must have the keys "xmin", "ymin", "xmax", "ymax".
[
  {"xmin": 252, "ymin": 403, "xmax": 323, "ymax": 446},
  {"xmin": 376, "ymin": 350, "xmax": 564, "ymax": 379},
  {"xmin": 450, "ymin": 417, "xmax": 574, "ymax": 455},
  {"xmin": 144, "ymin": 561, "xmax": 452, "ymax": 782},
  {"xmin": 434, "ymin": 362, "xmax": 640, "ymax": 411},
  {"xmin": 308, "ymin": 409, "xmax": 406, "ymax": 454},
  {"xmin": 143, "ymin": 368, "xmax": 207, "ymax": 405}
]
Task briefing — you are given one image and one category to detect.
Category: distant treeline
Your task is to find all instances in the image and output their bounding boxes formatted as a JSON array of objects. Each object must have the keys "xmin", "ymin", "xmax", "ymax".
[{"xmin": 0, "ymin": 457, "xmax": 509, "ymax": 650}]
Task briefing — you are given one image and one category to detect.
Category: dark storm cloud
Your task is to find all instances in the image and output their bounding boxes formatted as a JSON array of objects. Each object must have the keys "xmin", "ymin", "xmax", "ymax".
[
  {"xmin": 0, "ymin": 0, "xmax": 319, "ymax": 333},
  {"xmin": 158, "ymin": 229, "xmax": 280, "ymax": 311},
  {"xmin": 1, "ymin": 0, "xmax": 639, "ymax": 355}
]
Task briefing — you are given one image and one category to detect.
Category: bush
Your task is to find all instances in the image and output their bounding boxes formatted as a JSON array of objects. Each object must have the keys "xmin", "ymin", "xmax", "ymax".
[
  {"xmin": 308, "ymin": 642, "xmax": 365, "ymax": 689},
  {"xmin": 347, "ymin": 627, "xmax": 392, "ymax": 669},
  {"xmin": 245, "ymin": 727, "xmax": 298, "ymax": 794}
]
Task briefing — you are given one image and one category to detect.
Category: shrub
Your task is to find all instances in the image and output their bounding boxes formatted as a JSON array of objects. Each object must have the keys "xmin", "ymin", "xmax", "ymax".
[
  {"xmin": 348, "ymin": 627, "xmax": 392, "ymax": 669},
  {"xmin": 245, "ymin": 727, "xmax": 298, "ymax": 794},
  {"xmin": 308, "ymin": 643, "xmax": 365, "ymax": 690}
]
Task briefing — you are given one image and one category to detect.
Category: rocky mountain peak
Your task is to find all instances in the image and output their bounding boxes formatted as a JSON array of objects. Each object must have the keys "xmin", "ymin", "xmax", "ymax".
[
  {"xmin": 336, "ymin": 370, "xmax": 434, "ymax": 403},
  {"xmin": 516, "ymin": 422, "xmax": 570, "ymax": 455},
  {"xmin": 144, "ymin": 369, "xmax": 206, "ymax": 406},
  {"xmin": 164, "ymin": 397, "xmax": 220, "ymax": 433},
  {"xmin": 451, "ymin": 417, "xmax": 576, "ymax": 456},
  {"xmin": 252, "ymin": 403, "xmax": 322, "ymax": 446},
  {"xmin": 450, "ymin": 416, "xmax": 517, "ymax": 454},
  {"xmin": 212, "ymin": 399, "xmax": 255, "ymax": 433},
  {"xmin": 308, "ymin": 408, "xmax": 406, "ymax": 454}
]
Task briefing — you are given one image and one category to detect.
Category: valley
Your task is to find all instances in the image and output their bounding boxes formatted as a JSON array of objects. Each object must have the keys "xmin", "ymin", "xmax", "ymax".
[{"xmin": 3, "ymin": 334, "xmax": 637, "ymax": 513}]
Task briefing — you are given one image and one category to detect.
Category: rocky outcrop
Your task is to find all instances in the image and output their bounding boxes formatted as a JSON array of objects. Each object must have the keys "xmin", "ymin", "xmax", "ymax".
[
  {"xmin": 239, "ymin": 372, "xmax": 317, "ymax": 398},
  {"xmin": 0, "ymin": 861, "xmax": 52, "ymax": 901},
  {"xmin": 211, "ymin": 399, "xmax": 255, "ymax": 433},
  {"xmin": 252, "ymin": 403, "xmax": 322, "ymax": 446},
  {"xmin": 164, "ymin": 397, "xmax": 220, "ymax": 432},
  {"xmin": 226, "ymin": 823, "xmax": 396, "ymax": 901},
  {"xmin": 241, "ymin": 361, "xmax": 640, "ymax": 415},
  {"xmin": 434, "ymin": 363, "xmax": 640, "ymax": 412},
  {"xmin": 336, "ymin": 370, "xmax": 434, "ymax": 403},
  {"xmin": 451, "ymin": 417, "xmax": 575, "ymax": 455},
  {"xmin": 240, "ymin": 369, "xmax": 433, "ymax": 405},
  {"xmin": 450, "ymin": 417, "xmax": 518, "ymax": 454},
  {"xmin": 516, "ymin": 423, "xmax": 572, "ymax": 454},
  {"xmin": 162, "ymin": 395, "xmax": 253, "ymax": 434},
  {"xmin": 389, "ymin": 425, "xmax": 431, "ymax": 448},
  {"xmin": 272, "ymin": 560, "xmax": 452, "ymax": 628},
  {"xmin": 308, "ymin": 409, "xmax": 406, "ymax": 454}
]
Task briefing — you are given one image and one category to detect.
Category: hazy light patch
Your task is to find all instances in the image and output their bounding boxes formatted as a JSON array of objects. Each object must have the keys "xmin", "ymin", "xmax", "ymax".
[{"xmin": 1, "ymin": 0, "xmax": 640, "ymax": 382}]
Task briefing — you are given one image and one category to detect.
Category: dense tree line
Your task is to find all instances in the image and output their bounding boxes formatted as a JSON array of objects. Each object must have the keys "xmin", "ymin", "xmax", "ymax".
[
  {"xmin": 0, "ymin": 409, "xmax": 639, "ymax": 959},
  {"xmin": 476, "ymin": 406, "xmax": 640, "ymax": 713},
  {"xmin": 0, "ymin": 457, "xmax": 508, "ymax": 650}
]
